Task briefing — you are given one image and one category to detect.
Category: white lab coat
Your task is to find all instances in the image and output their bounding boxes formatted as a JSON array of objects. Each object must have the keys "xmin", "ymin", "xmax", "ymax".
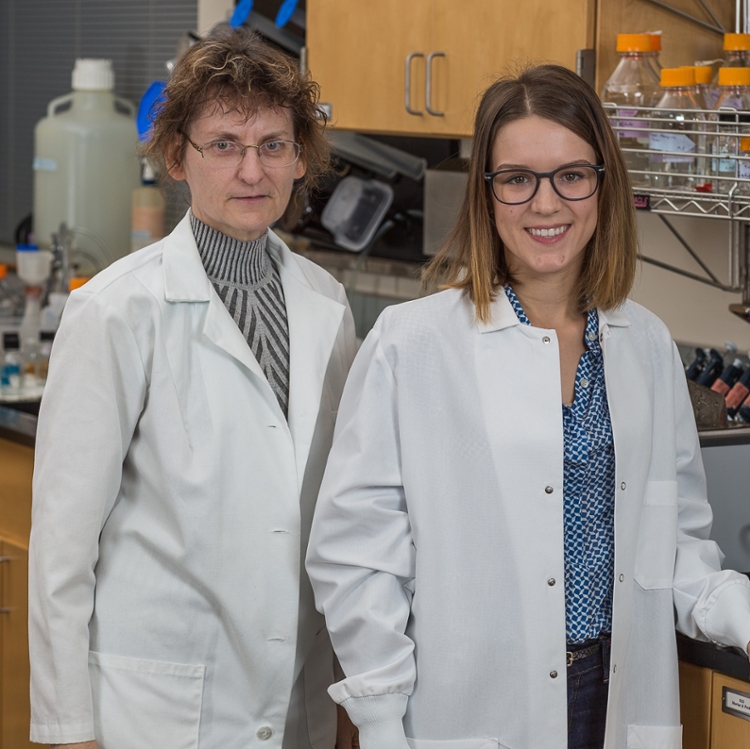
[
  {"xmin": 29, "ymin": 213, "xmax": 357, "ymax": 748},
  {"xmin": 306, "ymin": 287, "xmax": 750, "ymax": 749}
]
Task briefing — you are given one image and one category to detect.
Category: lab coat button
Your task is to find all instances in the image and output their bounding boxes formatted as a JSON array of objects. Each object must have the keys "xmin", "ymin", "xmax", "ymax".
[
  {"xmin": 619, "ymin": 573, "xmax": 624, "ymax": 582},
  {"xmin": 257, "ymin": 726, "xmax": 273, "ymax": 740},
  {"xmin": 620, "ymin": 482, "xmax": 626, "ymax": 490},
  {"xmin": 547, "ymin": 578, "xmax": 556, "ymax": 586},
  {"xmin": 545, "ymin": 486, "xmax": 554, "ymax": 494},
  {"xmin": 542, "ymin": 336, "xmax": 551, "ymax": 344},
  {"xmin": 550, "ymin": 670, "xmax": 558, "ymax": 679}
]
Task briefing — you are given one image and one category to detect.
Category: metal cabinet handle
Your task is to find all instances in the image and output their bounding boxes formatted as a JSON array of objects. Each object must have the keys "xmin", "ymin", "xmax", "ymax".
[
  {"xmin": 0, "ymin": 556, "xmax": 9, "ymax": 612},
  {"xmin": 425, "ymin": 52, "xmax": 445, "ymax": 117},
  {"xmin": 405, "ymin": 52, "xmax": 424, "ymax": 116}
]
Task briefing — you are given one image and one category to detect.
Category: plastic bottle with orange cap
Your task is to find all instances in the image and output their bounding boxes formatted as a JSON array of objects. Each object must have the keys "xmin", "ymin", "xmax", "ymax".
[
  {"xmin": 649, "ymin": 67, "xmax": 703, "ymax": 190},
  {"xmin": 600, "ymin": 33, "xmax": 660, "ymax": 187},
  {"xmin": 711, "ymin": 67, "xmax": 750, "ymax": 194}
]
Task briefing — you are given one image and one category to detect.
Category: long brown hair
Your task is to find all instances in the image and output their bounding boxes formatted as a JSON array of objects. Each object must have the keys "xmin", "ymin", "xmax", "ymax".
[
  {"xmin": 424, "ymin": 64, "xmax": 637, "ymax": 322},
  {"xmin": 142, "ymin": 26, "xmax": 330, "ymax": 192}
]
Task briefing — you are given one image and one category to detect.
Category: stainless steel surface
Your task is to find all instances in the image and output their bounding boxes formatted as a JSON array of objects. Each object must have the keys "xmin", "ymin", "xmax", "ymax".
[
  {"xmin": 405, "ymin": 52, "xmax": 424, "ymax": 116},
  {"xmin": 425, "ymin": 52, "xmax": 445, "ymax": 117}
]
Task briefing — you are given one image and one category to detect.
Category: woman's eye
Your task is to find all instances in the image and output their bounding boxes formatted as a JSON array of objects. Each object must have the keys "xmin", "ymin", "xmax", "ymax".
[
  {"xmin": 559, "ymin": 171, "xmax": 583, "ymax": 182},
  {"xmin": 263, "ymin": 141, "xmax": 283, "ymax": 152},
  {"xmin": 502, "ymin": 173, "xmax": 531, "ymax": 185},
  {"xmin": 210, "ymin": 141, "xmax": 239, "ymax": 154}
]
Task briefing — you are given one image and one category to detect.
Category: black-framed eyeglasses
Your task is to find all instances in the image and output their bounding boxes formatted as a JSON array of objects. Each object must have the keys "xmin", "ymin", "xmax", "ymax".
[
  {"xmin": 484, "ymin": 164, "xmax": 605, "ymax": 205},
  {"xmin": 182, "ymin": 132, "xmax": 302, "ymax": 169}
]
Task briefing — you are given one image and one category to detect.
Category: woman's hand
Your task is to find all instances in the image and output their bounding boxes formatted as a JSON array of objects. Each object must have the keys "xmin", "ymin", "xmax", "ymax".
[
  {"xmin": 336, "ymin": 703, "xmax": 360, "ymax": 748},
  {"xmin": 51, "ymin": 743, "xmax": 99, "ymax": 749}
]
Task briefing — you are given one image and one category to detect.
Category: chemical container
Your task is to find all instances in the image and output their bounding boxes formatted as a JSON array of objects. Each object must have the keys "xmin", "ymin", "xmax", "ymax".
[{"xmin": 33, "ymin": 59, "xmax": 140, "ymax": 267}]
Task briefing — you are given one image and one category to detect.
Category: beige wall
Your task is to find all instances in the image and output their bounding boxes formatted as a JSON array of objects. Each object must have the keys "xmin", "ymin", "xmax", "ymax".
[
  {"xmin": 197, "ymin": 0, "xmax": 233, "ymax": 35},
  {"xmin": 631, "ymin": 212, "xmax": 750, "ymax": 351}
]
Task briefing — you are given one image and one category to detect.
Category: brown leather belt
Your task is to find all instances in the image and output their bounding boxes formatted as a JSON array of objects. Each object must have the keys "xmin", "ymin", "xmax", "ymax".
[{"xmin": 566, "ymin": 642, "xmax": 601, "ymax": 666}]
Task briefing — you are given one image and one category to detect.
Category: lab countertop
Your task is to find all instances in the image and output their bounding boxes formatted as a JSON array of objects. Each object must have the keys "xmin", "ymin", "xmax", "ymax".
[{"xmin": 0, "ymin": 405, "xmax": 37, "ymax": 447}]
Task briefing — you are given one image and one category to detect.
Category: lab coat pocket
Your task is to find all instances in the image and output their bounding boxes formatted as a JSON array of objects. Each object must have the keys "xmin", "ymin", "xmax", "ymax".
[
  {"xmin": 406, "ymin": 739, "xmax": 500, "ymax": 749},
  {"xmin": 304, "ymin": 628, "xmax": 337, "ymax": 749},
  {"xmin": 89, "ymin": 651, "xmax": 205, "ymax": 749},
  {"xmin": 626, "ymin": 724, "xmax": 682, "ymax": 748},
  {"xmin": 634, "ymin": 481, "xmax": 678, "ymax": 590}
]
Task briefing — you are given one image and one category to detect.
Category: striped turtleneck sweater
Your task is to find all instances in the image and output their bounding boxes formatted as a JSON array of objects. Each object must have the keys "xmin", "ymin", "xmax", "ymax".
[{"xmin": 191, "ymin": 213, "xmax": 290, "ymax": 417}]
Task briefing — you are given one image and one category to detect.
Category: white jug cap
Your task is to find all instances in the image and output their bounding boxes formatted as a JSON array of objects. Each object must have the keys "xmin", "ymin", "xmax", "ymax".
[{"xmin": 72, "ymin": 59, "xmax": 114, "ymax": 91}]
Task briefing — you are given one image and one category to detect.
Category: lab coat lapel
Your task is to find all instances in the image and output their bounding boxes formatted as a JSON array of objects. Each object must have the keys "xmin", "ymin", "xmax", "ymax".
[
  {"xmin": 162, "ymin": 213, "xmax": 274, "ymax": 395},
  {"xmin": 269, "ymin": 232, "xmax": 345, "ymax": 484}
]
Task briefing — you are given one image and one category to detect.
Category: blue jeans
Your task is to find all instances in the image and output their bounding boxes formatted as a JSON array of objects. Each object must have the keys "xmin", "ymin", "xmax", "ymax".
[{"xmin": 567, "ymin": 636, "xmax": 611, "ymax": 749}]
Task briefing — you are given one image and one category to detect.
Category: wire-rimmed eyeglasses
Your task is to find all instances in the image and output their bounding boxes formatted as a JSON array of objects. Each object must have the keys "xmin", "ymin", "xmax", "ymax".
[
  {"xmin": 484, "ymin": 164, "xmax": 605, "ymax": 205},
  {"xmin": 183, "ymin": 133, "xmax": 302, "ymax": 169}
]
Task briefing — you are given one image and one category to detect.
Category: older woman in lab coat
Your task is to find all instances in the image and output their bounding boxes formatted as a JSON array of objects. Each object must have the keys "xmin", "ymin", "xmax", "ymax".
[
  {"xmin": 306, "ymin": 65, "xmax": 750, "ymax": 749},
  {"xmin": 29, "ymin": 27, "xmax": 357, "ymax": 749}
]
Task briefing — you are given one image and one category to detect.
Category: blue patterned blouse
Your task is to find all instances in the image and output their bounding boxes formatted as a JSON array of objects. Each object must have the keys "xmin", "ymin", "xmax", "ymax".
[{"xmin": 504, "ymin": 285, "xmax": 615, "ymax": 643}]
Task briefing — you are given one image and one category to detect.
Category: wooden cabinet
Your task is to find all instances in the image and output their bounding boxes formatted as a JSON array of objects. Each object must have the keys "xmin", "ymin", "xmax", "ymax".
[
  {"xmin": 307, "ymin": 0, "xmax": 595, "ymax": 137},
  {"xmin": 678, "ymin": 658, "xmax": 750, "ymax": 749},
  {"xmin": 0, "ymin": 437, "xmax": 38, "ymax": 749},
  {"xmin": 711, "ymin": 671, "xmax": 750, "ymax": 748},
  {"xmin": 307, "ymin": 0, "xmax": 731, "ymax": 138}
]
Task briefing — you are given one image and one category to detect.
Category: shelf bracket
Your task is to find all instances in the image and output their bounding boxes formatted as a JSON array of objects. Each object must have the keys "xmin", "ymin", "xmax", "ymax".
[{"xmin": 637, "ymin": 0, "xmax": 724, "ymax": 35}]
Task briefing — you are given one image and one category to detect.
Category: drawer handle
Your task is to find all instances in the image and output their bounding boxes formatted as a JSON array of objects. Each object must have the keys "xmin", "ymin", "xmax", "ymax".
[
  {"xmin": 0, "ymin": 557, "xmax": 10, "ymax": 564},
  {"xmin": 426, "ymin": 51, "xmax": 445, "ymax": 117},
  {"xmin": 404, "ymin": 52, "xmax": 424, "ymax": 116}
]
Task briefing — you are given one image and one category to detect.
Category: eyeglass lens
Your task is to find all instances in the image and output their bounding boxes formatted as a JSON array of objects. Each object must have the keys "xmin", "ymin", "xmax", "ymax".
[
  {"xmin": 490, "ymin": 166, "xmax": 599, "ymax": 204},
  {"xmin": 201, "ymin": 140, "xmax": 300, "ymax": 168}
]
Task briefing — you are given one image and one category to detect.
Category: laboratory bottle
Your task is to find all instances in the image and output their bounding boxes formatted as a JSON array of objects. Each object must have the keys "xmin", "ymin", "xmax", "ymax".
[
  {"xmin": 721, "ymin": 34, "xmax": 750, "ymax": 71},
  {"xmin": 33, "ymin": 59, "xmax": 140, "ymax": 266},
  {"xmin": 601, "ymin": 34, "xmax": 660, "ymax": 187},
  {"xmin": 684, "ymin": 66, "xmax": 717, "ymax": 110},
  {"xmin": 685, "ymin": 347, "xmax": 707, "ymax": 380},
  {"xmin": 36, "ymin": 331, "xmax": 55, "ymax": 382},
  {"xmin": 649, "ymin": 68, "xmax": 702, "ymax": 190},
  {"xmin": 724, "ymin": 366, "xmax": 750, "ymax": 417},
  {"xmin": 710, "ymin": 358, "xmax": 745, "ymax": 397},
  {"xmin": 695, "ymin": 348, "xmax": 724, "ymax": 387},
  {"xmin": 131, "ymin": 160, "xmax": 166, "ymax": 252},
  {"xmin": 712, "ymin": 68, "xmax": 750, "ymax": 194},
  {"xmin": 645, "ymin": 32, "xmax": 663, "ymax": 77},
  {"xmin": 1, "ymin": 333, "xmax": 22, "ymax": 397}
]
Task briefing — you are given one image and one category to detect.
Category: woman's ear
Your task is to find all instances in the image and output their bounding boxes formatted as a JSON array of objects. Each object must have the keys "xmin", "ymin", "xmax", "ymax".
[{"xmin": 165, "ymin": 138, "xmax": 187, "ymax": 181}]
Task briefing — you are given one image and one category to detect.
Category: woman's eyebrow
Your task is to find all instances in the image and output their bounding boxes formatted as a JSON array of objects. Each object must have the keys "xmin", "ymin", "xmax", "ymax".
[
  {"xmin": 201, "ymin": 129, "xmax": 290, "ymax": 142},
  {"xmin": 492, "ymin": 159, "xmax": 595, "ymax": 171}
]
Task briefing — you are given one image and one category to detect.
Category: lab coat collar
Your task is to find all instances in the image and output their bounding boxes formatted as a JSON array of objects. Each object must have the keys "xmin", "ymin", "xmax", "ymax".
[
  {"xmin": 163, "ymin": 212, "xmax": 346, "ymax": 480},
  {"xmin": 162, "ymin": 212, "xmax": 214, "ymax": 302},
  {"xmin": 476, "ymin": 288, "xmax": 632, "ymax": 333}
]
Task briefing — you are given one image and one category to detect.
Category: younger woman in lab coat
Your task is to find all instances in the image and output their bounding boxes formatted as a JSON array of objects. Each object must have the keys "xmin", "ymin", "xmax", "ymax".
[
  {"xmin": 306, "ymin": 64, "xmax": 750, "ymax": 749},
  {"xmin": 29, "ymin": 27, "xmax": 357, "ymax": 749}
]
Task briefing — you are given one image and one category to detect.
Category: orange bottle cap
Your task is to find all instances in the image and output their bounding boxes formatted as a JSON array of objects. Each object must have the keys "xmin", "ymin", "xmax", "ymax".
[
  {"xmin": 724, "ymin": 33, "xmax": 750, "ymax": 51},
  {"xmin": 661, "ymin": 67, "xmax": 695, "ymax": 87},
  {"xmin": 616, "ymin": 34, "xmax": 651, "ymax": 53},
  {"xmin": 0, "ymin": 264, "xmax": 6, "ymax": 280},
  {"xmin": 646, "ymin": 32, "xmax": 662, "ymax": 52},
  {"xmin": 691, "ymin": 65, "xmax": 713, "ymax": 85},
  {"xmin": 69, "ymin": 277, "xmax": 90, "ymax": 291},
  {"xmin": 718, "ymin": 67, "xmax": 750, "ymax": 86}
]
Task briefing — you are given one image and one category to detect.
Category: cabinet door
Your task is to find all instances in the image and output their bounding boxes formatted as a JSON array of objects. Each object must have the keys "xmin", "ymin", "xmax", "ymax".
[
  {"xmin": 0, "ymin": 540, "xmax": 37, "ymax": 749},
  {"xmin": 307, "ymin": 0, "xmax": 433, "ymax": 135},
  {"xmin": 428, "ymin": 0, "xmax": 596, "ymax": 137}
]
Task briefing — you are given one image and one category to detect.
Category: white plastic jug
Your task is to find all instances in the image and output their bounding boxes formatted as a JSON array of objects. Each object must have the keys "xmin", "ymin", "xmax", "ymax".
[{"xmin": 33, "ymin": 59, "xmax": 141, "ymax": 268}]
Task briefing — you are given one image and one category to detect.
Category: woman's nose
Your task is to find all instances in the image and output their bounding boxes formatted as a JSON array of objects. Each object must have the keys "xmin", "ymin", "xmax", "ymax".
[
  {"xmin": 237, "ymin": 146, "xmax": 265, "ymax": 182},
  {"xmin": 530, "ymin": 177, "xmax": 562, "ymax": 213}
]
